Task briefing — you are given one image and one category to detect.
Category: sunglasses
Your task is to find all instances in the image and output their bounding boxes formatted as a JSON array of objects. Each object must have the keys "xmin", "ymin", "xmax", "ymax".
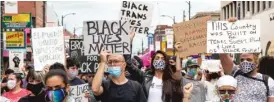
[{"xmin": 218, "ymin": 90, "xmax": 236, "ymax": 94}]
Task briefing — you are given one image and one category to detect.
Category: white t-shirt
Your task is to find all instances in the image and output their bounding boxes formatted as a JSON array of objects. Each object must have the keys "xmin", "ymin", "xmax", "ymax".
[
  {"xmin": 147, "ymin": 76, "xmax": 163, "ymax": 102},
  {"xmin": 204, "ymin": 79, "xmax": 220, "ymax": 102}
]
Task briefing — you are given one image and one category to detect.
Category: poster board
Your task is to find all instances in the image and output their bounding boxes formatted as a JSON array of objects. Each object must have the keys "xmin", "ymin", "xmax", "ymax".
[
  {"xmin": 9, "ymin": 50, "xmax": 24, "ymax": 73},
  {"xmin": 69, "ymin": 39, "xmax": 99, "ymax": 73},
  {"xmin": 173, "ymin": 16, "xmax": 211, "ymax": 57},
  {"xmin": 120, "ymin": 1, "xmax": 153, "ymax": 34},
  {"xmin": 83, "ymin": 20, "xmax": 131, "ymax": 55},
  {"xmin": 31, "ymin": 27, "xmax": 65, "ymax": 71},
  {"xmin": 207, "ymin": 19, "xmax": 260, "ymax": 53},
  {"xmin": 5, "ymin": 31, "xmax": 26, "ymax": 49},
  {"xmin": 69, "ymin": 84, "xmax": 89, "ymax": 102}
]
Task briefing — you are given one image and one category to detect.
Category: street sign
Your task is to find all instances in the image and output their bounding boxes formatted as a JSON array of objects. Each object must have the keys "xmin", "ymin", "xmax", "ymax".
[{"xmin": 2, "ymin": 13, "xmax": 32, "ymax": 28}]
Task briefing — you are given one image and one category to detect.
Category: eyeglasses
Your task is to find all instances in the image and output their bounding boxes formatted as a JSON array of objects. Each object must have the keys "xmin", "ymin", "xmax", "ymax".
[
  {"xmin": 107, "ymin": 60, "xmax": 124, "ymax": 65},
  {"xmin": 240, "ymin": 58, "xmax": 253, "ymax": 62},
  {"xmin": 218, "ymin": 90, "xmax": 236, "ymax": 94}
]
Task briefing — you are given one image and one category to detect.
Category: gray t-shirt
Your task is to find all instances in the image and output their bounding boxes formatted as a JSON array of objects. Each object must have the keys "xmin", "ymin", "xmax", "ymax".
[
  {"xmin": 232, "ymin": 67, "xmax": 274, "ymax": 102},
  {"xmin": 182, "ymin": 77, "xmax": 206, "ymax": 102}
]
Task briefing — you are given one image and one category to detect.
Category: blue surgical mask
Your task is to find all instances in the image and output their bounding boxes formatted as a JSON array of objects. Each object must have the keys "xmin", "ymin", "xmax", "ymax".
[
  {"xmin": 187, "ymin": 68, "xmax": 197, "ymax": 78},
  {"xmin": 45, "ymin": 88, "xmax": 67, "ymax": 102},
  {"xmin": 108, "ymin": 67, "xmax": 122, "ymax": 78}
]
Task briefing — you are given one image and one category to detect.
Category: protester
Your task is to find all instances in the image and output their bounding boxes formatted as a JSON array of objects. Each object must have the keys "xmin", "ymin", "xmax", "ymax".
[
  {"xmin": 127, "ymin": 50, "xmax": 186, "ymax": 102},
  {"xmin": 201, "ymin": 60, "xmax": 223, "ymax": 102},
  {"xmin": 44, "ymin": 69, "xmax": 76, "ymax": 102},
  {"xmin": 2, "ymin": 73, "xmax": 31, "ymax": 102},
  {"xmin": 184, "ymin": 59, "xmax": 206, "ymax": 102},
  {"xmin": 217, "ymin": 75, "xmax": 237, "ymax": 102},
  {"xmin": 1, "ymin": 69, "xmax": 14, "ymax": 94},
  {"xmin": 220, "ymin": 52, "xmax": 274, "ymax": 102},
  {"xmin": 258, "ymin": 56, "xmax": 274, "ymax": 79},
  {"xmin": 92, "ymin": 48, "xmax": 147, "ymax": 102},
  {"xmin": 18, "ymin": 68, "xmax": 46, "ymax": 102},
  {"xmin": 66, "ymin": 57, "xmax": 85, "ymax": 85}
]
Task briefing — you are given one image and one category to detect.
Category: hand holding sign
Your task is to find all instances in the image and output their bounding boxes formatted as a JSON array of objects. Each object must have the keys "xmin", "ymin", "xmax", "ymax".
[
  {"xmin": 100, "ymin": 48, "xmax": 111, "ymax": 63},
  {"xmin": 130, "ymin": 32, "xmax": 135, "ymax": 42},
  {"xmin": 228, "ymin": 17, "xmax": 238, "ymax": 22}
]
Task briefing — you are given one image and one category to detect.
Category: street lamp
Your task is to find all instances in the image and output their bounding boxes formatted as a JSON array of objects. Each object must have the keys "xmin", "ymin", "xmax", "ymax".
[
  {"xmin": 73, "ymin": 27, "xmax": 83, "ymax": 38},
  {"xmin": 161, "ymin": 15, "xmax": 176, "ymax": 24},
  {"xmin": 61, "ymin": 13, "xmax": 76, "ymax": 26},
  {"xmin": 160, "ymin": 15, "xmax": 176, "ymax": 56}
]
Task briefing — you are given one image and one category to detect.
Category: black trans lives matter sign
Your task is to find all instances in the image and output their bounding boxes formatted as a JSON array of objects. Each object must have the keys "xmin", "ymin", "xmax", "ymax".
[{"xmin": 69, "ymin": 39, "xmax": 99, "ymax": 73}]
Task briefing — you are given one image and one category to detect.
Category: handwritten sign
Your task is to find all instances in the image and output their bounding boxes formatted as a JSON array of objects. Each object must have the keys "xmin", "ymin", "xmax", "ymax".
[
  {"xmin": 173, "ymin": 16, "xmax": 211, "ymax": 57},
  {"xmin": 69, "ymin": 84, "xmax": 89, "ymax": 102},
  {"xmin": 83, "ymin": 20, "xmax": 131, "ymax": 55},
  {"xmin": 9, "ymin": 50, "xmax": 24, "ymax": 73},
  {"xmin": 5, "ymin": 31, "xmax": 26, "ymax": 48},
  {"xmin": 69, "ymin": 39, "xmax": 99, "ymax": 73},
  {"xmin": 207, "ymin": 19, "xmax": 260, "ymax": 53},
  {"xmin": 31, "ymin": 27, "xmax": 65, "ymax": 71},
  {"xmin": 120, "ymin": 1, "xmax": 153, "ymax": 34}
]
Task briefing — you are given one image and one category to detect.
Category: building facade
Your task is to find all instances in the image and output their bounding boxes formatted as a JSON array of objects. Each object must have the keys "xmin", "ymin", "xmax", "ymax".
[{"xmin": 221, "ymin": 1, "xmax": 274, "ymax": 56}]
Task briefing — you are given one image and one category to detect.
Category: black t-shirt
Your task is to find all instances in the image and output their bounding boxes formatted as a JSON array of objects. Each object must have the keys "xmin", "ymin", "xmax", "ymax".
[
  {"xmin": 95, "ymin": 80, "xmax": 147, "ymax": 102},
  {"xmin": 18, "ymin": 91, "xmax": 46, "ymax": 102},
  {"xmin": 69, "ymin": 77, "xmax": 85, "ymax": 86}
]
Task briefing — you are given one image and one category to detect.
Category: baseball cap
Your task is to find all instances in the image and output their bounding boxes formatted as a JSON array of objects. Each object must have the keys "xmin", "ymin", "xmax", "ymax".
[
  {"xmin": 217, "ymin": 75, "xmax": 237, "ymax": 88},
  {"xmin": 201, "ymin": 60, "xmax": 222, "ymax": 72},
  {"xmin": 186, "ymin": 59, "xmax": 199, "ymax": 67}
]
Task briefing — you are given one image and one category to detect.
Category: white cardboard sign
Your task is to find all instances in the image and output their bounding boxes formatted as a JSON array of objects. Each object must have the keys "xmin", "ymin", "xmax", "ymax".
[
  {"xmin": 207, "ymin": 20, "xmax": 261, "ymax": 53},
  {"xmin": 69, "ymin": 84, "xmax": 89, "ymax": 102}
]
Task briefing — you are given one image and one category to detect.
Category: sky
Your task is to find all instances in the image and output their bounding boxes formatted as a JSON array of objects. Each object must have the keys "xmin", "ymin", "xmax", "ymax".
[{"xmin": 48, "ymin": 0, "xmax": 221, "ymax": 55}]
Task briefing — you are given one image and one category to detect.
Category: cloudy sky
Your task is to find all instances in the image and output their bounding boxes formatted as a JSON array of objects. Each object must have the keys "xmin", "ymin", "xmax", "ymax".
[{"xmin": 48, "ymin": 0, "xmax": 221, "ymax": 55}]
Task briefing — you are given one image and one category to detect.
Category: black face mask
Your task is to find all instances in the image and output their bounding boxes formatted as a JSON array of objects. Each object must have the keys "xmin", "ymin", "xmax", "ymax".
[
  {"xmin": 209, "ymin": 73, "xmax": 220, "ymax": 80},
  {"xmin": 27, "ymin": 82, "xmax": 44, "ymax": 96}
]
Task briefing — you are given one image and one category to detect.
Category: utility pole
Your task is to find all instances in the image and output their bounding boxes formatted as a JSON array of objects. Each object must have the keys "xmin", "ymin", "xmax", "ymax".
[
  {"xmin": 0, "ymin": 1, "xmax": 3, "ymax": 94},
  {"xmin": 183, "ymin": 10, "xmax": 186, "ymax": 21},
  {"xmin": 186, "ymin": 1, "xmax": 191, "ymax": 20},
  {"xmin": 73, "ymin": 27, "xmax": 76, "ymax": 38}
]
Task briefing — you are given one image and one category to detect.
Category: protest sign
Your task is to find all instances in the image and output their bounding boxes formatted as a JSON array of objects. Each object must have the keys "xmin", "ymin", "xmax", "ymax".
[
  {"xmin": 9, "ymin": 50, "xmax": 24, "ymax": 73},
  {"xmin": 83, "ymin": 20, "xmax": 131, "ymax": 55},
  {"xmin": 173, "ymin": 16, "xmax": 211, "ymax": 57},
  {"xmin": 69, "ymin": 84, "xmax": 89, "ymax": 102},
  {"xmin": 31, "ymin": 27, "xmax": 65, "ymax": 71},
  {"xmin": 207, "ymin": 19, "xmax": 260, "ymax": 53},
  {"xmin": 120, "ymin": 1, "xmax": 153, "ymax": 34},
  {"xmin": 69, "ymin": 39, "xmax": 99, "ymax": 73},
  {"xmin": 5, "ymin": 31, "xmax": 26, "ymax": 48}
]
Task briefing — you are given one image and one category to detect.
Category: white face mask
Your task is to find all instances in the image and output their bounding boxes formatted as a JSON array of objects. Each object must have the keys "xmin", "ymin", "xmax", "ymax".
[{"xmin": 7, "ymin": 80, "xmax": 17, "ymax": 89}]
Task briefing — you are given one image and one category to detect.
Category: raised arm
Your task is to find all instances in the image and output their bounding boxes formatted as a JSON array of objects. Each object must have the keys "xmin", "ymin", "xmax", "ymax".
[
  {"xmin": 219, "ymin": 54, "xmax": 234, "ymax": 75},
  {"xmin": 91, "ymin": 49, "xmax": 110, "ymax": 96}
]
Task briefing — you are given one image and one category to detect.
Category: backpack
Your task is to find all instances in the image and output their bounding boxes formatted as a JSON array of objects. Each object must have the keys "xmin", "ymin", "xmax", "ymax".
[{"xmin": 233, "ymin": 70, "xmax": 270, "ymax": 96}]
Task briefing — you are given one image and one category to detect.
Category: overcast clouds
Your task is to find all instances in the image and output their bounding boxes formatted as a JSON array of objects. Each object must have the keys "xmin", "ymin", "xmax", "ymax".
[{"xmin": 48, "ymin": 0, "xmax": 221, "ymax": 54}]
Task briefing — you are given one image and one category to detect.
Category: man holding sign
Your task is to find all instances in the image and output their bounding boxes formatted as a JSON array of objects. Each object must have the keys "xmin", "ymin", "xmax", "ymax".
[
  {"xmin": 92, "ymin": 48, "xmax": 146, "ymax": 102},
  {"xmin": 220, "ymin": 17, "xmax": 274, "ymax": 102}
]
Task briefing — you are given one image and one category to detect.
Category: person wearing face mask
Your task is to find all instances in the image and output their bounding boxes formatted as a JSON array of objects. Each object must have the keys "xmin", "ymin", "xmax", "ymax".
[
  {"xmin": 1, "ymin": 69, "xmax": 14, "ymax": 94},
  {"xmin": 200, "ymin": 60, "xmax": 223, "ymax": 102},
  {"xmin": 92, "ymin": 48, "xmax": 146, "ymax": 102},
  {"xmin": 44, "ymin": 69, "xmax": 75, "ymax": 102},
  {"xmin": 18, "ymin": 68, "xmax": 46, "ymax": 102},
  {"xmin": 216, "ymin": 75, "xmax": 238, "ymax": 102},
  {"xmin": 66, "ymin": 58, "xmax": 85, "ymax": 86},
  {"xmin": 2, "ymin": 73, "xmax": 31, "ymax": 102},
  {"xmin": 220, "ymin": 17, "xmax": 274, "ymax": 102},
  {"xmin": 184, "ymin": 59, "xmax": 206, "ymax": 102}
]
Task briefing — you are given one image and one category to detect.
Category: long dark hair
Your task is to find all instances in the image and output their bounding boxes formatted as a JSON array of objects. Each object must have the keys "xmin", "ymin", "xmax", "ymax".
[
  {"xmin": 258, "ymin": 56, "xmax": 274, "ymax": 79},
  {"xmin": 151, "ymin": 51, "xmax": 183, "ymax": 102}
]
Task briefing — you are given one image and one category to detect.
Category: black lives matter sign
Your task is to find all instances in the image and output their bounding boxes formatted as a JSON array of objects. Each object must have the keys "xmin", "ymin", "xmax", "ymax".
[
  {"xmin": 83, "ymin": 20, "xmax": 131, "ymax": 55},
  {"xmin": 69, "ymin": 39, "xmax": 99, "ymax": 73},
  {"xmin": 120, "ymin": 1, "xmax": 153, "ymax": 34}
]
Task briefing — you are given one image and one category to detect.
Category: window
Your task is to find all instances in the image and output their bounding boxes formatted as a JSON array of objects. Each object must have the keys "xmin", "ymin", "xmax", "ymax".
[
  {"xmin": 269, "ymin": 1, "xmax": 272, "ymax": 8},
  {"xmin": 243, "ymin": 1, "xmax": 245, "ymax": 18},
  {"xmin": 224, "ymin": 8, "xmax": 226, "ymax": 20},
  {"xmin": 228, "ymin": 5, "xmax": 230, "ymax": 18},
  {"xmin": 263, "ymin": 1, "xmax": 266, "ymax": 10},
  {"xmin": 252, "ymin": 1, "xmax": 255, "ymax": 14},
  {"xmin": 247, "ymin": 1, "xmax": 250, "ymax": 11},
  {"xmin": 231, "ymin": 4, "xmax": 233, "ymax": 17},
  {"xmin": 237, "ymin": 2, "xmax": 241, "ymax": 19},
  {"xmin": 234, "ymin": 1, "xmax": 237, "ymax": 16},
  {"xmin": 257, "ymin": 1, "xmax": 260, "ymax": 12}
]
